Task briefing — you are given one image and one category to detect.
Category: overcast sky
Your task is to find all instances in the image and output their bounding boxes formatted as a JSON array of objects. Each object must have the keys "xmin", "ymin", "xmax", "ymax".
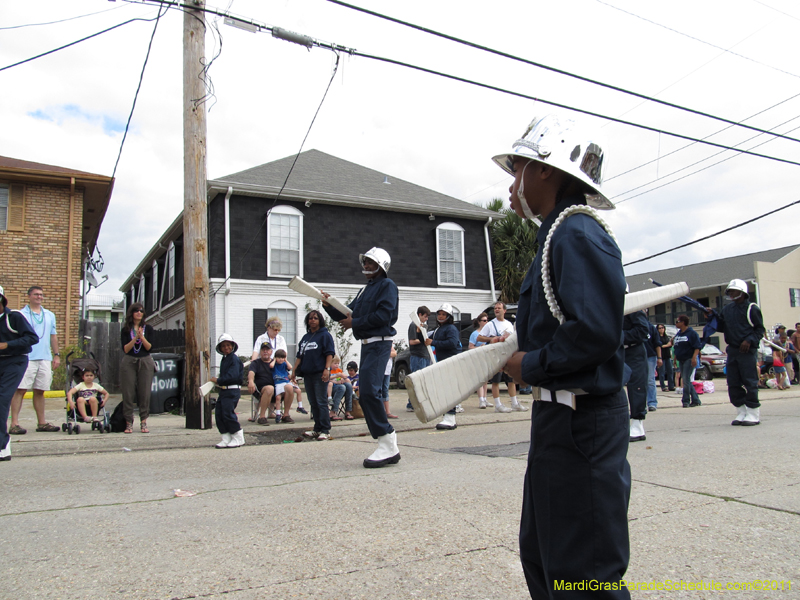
[{"xmin": 3, "ymin": 0, "xmax": 800, "ymax": 294}]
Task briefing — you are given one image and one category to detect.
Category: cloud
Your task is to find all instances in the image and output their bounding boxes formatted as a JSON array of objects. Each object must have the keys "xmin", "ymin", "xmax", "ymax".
[{"xmin": 27, "ymin": 104, "xmax": 127, "ymax": 136}]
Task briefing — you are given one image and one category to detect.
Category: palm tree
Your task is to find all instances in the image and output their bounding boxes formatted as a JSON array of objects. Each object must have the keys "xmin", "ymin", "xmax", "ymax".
[{"xmin": 486, "ymin": 198, "xmax": 539, "ymax": 304}]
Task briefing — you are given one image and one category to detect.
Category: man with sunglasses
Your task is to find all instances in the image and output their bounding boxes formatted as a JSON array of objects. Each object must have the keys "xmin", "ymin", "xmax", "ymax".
[{"xmin": 9, "ymin": 286, "xmax": 60, "ymax": 434}]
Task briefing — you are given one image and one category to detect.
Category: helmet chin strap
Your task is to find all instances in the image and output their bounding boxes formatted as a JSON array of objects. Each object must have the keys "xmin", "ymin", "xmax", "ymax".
[
  {"xmin": 362, "ymin": 268, "xmax": 379, "ymax": 275},
  {"xmin": 517, "ymin": 161, "xmax": 542, "ymax": 225}
]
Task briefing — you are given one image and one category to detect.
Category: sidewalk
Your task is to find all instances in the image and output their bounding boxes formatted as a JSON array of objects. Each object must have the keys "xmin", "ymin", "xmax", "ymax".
[{"xmin": 8, "ymin": 379, "xmax": 797, "ymax": 457}]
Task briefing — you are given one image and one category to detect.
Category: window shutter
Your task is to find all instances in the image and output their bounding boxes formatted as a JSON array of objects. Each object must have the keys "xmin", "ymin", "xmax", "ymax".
[
  {"xmin": 5, "ymin": 292, "xmax": 21, "ymax": 310},
  {"xmin": 7, "ymin": 184, "xmax": 25, "ymax": 231}
]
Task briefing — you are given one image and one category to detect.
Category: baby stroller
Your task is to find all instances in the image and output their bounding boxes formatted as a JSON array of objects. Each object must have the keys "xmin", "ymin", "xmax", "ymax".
[{"xmin": 62, "ymin": 353, "xmax": 111, "ymax": 434}]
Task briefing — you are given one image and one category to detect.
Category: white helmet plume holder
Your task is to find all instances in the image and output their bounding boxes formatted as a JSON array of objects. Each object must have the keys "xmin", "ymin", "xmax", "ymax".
[
  {"xmin": 492, "ymin": 114, "xmax": 613, "ymax": 211},
  {"xmin": 360, "ymin": 247, "xmax": 391, "ymax": 275}
]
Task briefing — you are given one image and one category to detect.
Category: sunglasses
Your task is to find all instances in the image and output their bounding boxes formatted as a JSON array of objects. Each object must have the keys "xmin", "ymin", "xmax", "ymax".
[{"xmin": 133, "ymin": 309, "xmax": 144, "ymax": 313}]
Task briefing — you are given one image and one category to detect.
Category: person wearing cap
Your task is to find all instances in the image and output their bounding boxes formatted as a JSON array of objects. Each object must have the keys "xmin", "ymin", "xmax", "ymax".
[
  {"xmin": 321, "ymin": 248, "xmax": 400, "ymax": 468},
  {"xmin": 706, "ymin": 279, "xmax": 764, "ymax": 426},
  {"xmin": 247, "ymin": 342, "xmax": 275, "ymax": 425},
  {"xmin": 429, "ymin": 303, "xmax": 462, "ymax": 430},
  {"xmin": 212, "ymin": 333, "xmax": 245, "ymax": 448},
  {"xmin": 772, "ymin": 323, "xmax": 786, "ymax": 345},
  {"xmin": 0, "ymin": 285, "xmax": 39, "ymax": 461},
  {"xmin": 495, "ymin": 114, "xmax": 631, "ymax": 598}
]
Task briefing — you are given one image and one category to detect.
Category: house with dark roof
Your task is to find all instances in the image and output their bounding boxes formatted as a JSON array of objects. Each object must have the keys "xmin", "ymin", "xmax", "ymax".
[
  {"xmin": 626, "ymin": 245, "xmax": 800, "ymax": 333},
  {"xmin": 121, "ymin": 150, "xmax": 499, "ymax": 368},
  {"xmin": 0, "ymin": 156, "xmax": 114, "ymax": 347}
]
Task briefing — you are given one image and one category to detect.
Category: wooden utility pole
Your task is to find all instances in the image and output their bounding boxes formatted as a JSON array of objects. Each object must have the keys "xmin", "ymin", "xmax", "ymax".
[{"xmin": 183, "ymin": 0, "xmax": 211, "ymax": 429}]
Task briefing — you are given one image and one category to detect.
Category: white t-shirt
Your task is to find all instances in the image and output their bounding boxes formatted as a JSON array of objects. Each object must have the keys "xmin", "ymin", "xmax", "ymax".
[
  {"xmin": 384, "ymin": 356, "xmax": 393, "ymax": 376},
  {"xmin": 253, "ymin": 332, "xmax": 287, "ymax": 355},
  {"xmin": 479, "ymin": 318, "xmax": 514, "ymax": 340}
]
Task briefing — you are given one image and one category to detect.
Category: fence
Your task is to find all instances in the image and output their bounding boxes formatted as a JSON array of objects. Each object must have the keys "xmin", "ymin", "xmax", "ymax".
[{"xmin": 77, "ymin": 320, "xmax": 186, "ymax": 393}]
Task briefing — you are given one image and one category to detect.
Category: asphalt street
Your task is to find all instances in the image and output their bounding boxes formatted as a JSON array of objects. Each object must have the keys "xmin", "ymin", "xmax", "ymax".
[{"xmin": 3, "ymin": 382, "xmax": 798, "ymax": 599}]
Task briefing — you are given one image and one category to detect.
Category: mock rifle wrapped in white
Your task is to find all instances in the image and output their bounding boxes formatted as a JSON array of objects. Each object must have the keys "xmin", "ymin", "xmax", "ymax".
[
  {"xmin": 288, "ymin": 276, "xmax": 352, "ymax": 316},
  {"xmin": 406, "ymin": 282, "xmax": 691, "ymax": 423},
  {"xmin": 410, "ymin": 311, "xmax": 436, "ymax": 364}
]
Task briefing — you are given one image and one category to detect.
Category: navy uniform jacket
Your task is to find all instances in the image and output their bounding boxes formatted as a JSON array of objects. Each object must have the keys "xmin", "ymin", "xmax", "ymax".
[
  {"xmin": 711, "ymin": 301, "xmax": 764, "ymax": 351},
  {"xmin": 325, "ymin": 276, "xmax": 398, "ymax": 340},
  {"xmin": 623, "ymin": 311, "xmax": 649, "ymax": 349},
  {"xmin": 645, "ymin": 320, "xmax": 661, "ymax": 358},
  {"xmin": 217, "ymin": 353, "xmax": 244, "ymax": 388},
  {"xmin": 429, "ymin": 323, "xmax": 461, "ymax": 362},
  {"xmin": 516, "ymin": 197, "xmax": 627, "ymax": 395},
  {"xmin": 0, "ymin": 307, "xmax": 38, "ymax": 358}
]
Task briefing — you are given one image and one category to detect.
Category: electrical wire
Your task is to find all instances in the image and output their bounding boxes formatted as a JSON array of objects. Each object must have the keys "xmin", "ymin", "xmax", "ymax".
[
  {"xmin": 595, "ymin": 0, "xmax": 800, "ymax": 80},
  {"xmin": 111, "ymin": 5, "xmax": 167, "ymax": 180},
  {"xmin": 324, "ymin": 0, "xmax": 800, "ymax": 146},
  {"xmin": 623, "ymin": 198, "xmax": 800, "ymax": 267},
  {"xmin": 0, "ymin": 4, "xmax": 128, "ymax": 30},
  {"xmin": 749, "ymin": 0, "xmax": 800, "ymax": 21},
  {"xmin": 209, "ymin": 52, "xmax": 343, "ymax": 298},
  {"xmin": 0, "ymin": 13, "xmax": 163, "ymax": 73}
]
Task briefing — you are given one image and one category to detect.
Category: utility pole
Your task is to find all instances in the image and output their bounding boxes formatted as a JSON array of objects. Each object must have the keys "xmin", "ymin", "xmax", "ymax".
[{"xmin": 183, "ymin": 0, "xmax": 211, "ymax": 429}]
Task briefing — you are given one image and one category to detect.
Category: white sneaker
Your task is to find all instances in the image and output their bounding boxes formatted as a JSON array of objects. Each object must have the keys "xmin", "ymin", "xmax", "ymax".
[
  {"xmin": 479, "ymin": 399, "xmax": 488, "ymax": 409},
  {"xmin": 511, "ymin": 402, "xmax": 528, "ymax": 412},
  {"xmin": 215, "ymin": 433, "xmax": 232, "ymax": 449},
  {"xmin": 316, "ymin": 432, "xmax": 331, "ymax": 441},
  {"xmin": 227, "ymin": 430, "xmax": 245, "ymax": 447},
  {"xmin": 494, "ymin": 404, "xmax": 512, "ymax": 413},
  {"xmin": 455, "ymin": 404, "xmax": 464, "ymax": 413},
  {"xmin": 731, "ymin": 405, "xmax": 747, "ymax": 426}
]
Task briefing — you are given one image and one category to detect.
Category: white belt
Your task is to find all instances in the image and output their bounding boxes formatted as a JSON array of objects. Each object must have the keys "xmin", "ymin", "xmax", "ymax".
[
  {"xmin": 362, "ymin": 336, "xmax": 392, "ymax": 345},
  {"xmin": 534, "ymin": 386, "xmax": 586, "ymax": 410},
  {"xmin": 218, "ymin": 385, "xmax": 240, "ymax": 390}
]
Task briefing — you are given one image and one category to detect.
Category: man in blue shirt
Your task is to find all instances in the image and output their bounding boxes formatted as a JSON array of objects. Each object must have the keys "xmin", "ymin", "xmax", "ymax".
[
  {"xmin": 9, "ymin": 286, "xmax": 60, "ymax": 434},
  {"xmin": 498, "ymin": 114, "xmax": 631, "ymax": 599},
  {"xmin": 673, "ymin": 314, "xmax": 703, "ymax": 407}
]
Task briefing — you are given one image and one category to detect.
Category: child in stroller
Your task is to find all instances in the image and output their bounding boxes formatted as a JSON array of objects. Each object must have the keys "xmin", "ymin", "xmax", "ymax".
[{"xmin": 63, "ymin": 357, "xmax": 110, "ymax": 434}]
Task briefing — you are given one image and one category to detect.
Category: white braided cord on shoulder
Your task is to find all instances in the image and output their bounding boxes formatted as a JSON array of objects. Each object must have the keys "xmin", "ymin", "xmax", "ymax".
[{"xmin": 540, "ymin": 205, "xmax": 618, "ymax": 325}]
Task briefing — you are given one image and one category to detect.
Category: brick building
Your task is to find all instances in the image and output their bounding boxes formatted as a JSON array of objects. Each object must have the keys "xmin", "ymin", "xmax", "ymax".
[{"xmin": 0, "ymin": 156, "xmax": 114, "ymax": 348}]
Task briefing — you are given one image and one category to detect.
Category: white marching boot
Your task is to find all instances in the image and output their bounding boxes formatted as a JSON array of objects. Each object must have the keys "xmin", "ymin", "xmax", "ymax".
[
  {"xmin": 741, "ymin": 406, "xmax": 760, "ymax": 426},
  {"xmin": 731, "ymin": 405, "xmax": 747, "ymax": 426},
  {"xmin": 629, "ymin": 419, "xmax": 646, "ymax": 442},
  {"xmin": 227, "ymin": 429, "xmax": 246, "ymax": 447},
  {"xmin": 215, "ymin": 433, "xmax": 232, "ymax": 449},
  {"xmin": 0, "ymin": 438, "xmax": 11, "ymax": 461},
  {"xmin": 435, "ymin": 413, "xmax": 457, "ymax": 431},
  {"xmin": 363, "ymin": 431, "xmax": 401, "ymax": 468}
]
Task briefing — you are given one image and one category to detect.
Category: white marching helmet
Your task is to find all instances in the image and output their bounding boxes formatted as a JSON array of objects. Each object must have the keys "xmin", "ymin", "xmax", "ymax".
[
  {"xmin": 0, "ymin": 285, "xmax": 6, "ymax": 307},
  {"xmin": 492, "ymin": 114, "xmax": 613, "ymax": 211},
  {"xmin": 437, "ymin": 303, "xmax": 454, "ymax": 317},
  {"xmin": 215, "ymin": 333, "xmax": 239, "ymax": 354},
  {"xmin": 726, "ymin": 279, "xmax": 749, "ymax": 298},
  {"xmin": 360, "ymin": 247, "xmax": 391, "ymax": 275}
]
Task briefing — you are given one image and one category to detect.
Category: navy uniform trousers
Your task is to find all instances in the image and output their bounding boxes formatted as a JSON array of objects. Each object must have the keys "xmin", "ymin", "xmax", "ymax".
[
  {"xmin": 520, "ymin": 391, "xmax": 631, "ymax": 599},
  {"xmin": 623, "ymin": 344, "xmax": 647, "ymax": 421},
  {"xmin": 358, "ymin": 340, "xmax": 393, "ymax": 439},
  {"xmin": 725, "ymin": 346, "xmax": 760, "ymax": 409},
  {"xmin": 0, "ymin": 355, "xmax": 29, "ymax": 450}
]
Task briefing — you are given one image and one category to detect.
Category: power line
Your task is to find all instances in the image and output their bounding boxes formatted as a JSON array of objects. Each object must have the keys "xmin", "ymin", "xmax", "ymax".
[
  {"xmin": 352, "ymin": 51, "xmax": 800, "ymax": 168},
  {"xmin": 0, "ymin": 14, "xmax": 163, "ymax": 73},
  {"xmin": 623, "ymin": 198, "xmax": 800, "ymax": 267},
  {"xmin": 324, "ymin": 0, "xmax": 800, "ymax": 146},
  {"xmin": 0, "ymin": 4, "xmax": 129, "ymax": 30},
  {"xmin": 112, "ymin": 5, "xmax": 167, "ymax": 180},
  {"xmin": 594, "ymin": 0, "xmax": 800, "ymax": 80}
]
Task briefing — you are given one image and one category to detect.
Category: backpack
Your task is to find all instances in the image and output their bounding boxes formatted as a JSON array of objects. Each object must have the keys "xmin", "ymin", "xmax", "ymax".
[{"xmin": 109, "ymin": 401, "xmax": 127, "ymax": 433}]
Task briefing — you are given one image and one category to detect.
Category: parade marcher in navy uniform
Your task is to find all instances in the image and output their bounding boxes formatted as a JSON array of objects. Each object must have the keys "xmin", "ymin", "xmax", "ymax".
[
  {"xmin": 705, "ymin": 279, "xmax": 765, "ymax": 426},
  {"xmin": 497, "ymin": 115, "xmax": 631, "ymax": 599},
  {"xmin": 322, "ymin": 248, "xmax": 401, "ymax": 468},
  {"xmin": 0, "ymin": 285, "xmax": 39, "ymax": 462},
  {"xmin": 623, "ymin": 309, "xmax": 649, "ymax": 442},
  {"xmin": 212, "ymin": 333, "xmax": 245, "ymax": 449},
  {"xmin": 429, "ymin": 303, "xmax": 462, "ymax": 431}
]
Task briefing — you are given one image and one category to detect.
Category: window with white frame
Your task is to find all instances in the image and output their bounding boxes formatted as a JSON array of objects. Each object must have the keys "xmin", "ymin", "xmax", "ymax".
[
  {"xmin": 152, "ymin": 260, "xmax": 159, "ymax": 309},
  {"xmin": 436, "ymin": 222, "xmax": 465, "ymax": 286},
  {"xmin": 0, "ymin": 184, "xmax": 8, "ymax": 230},
  {"xmin": 451, "ymin": 305, "xmax": 461, "ymax": 322},
  {"xmin": 269, "ymin": 301, "xmax": 298, "ymax": 363},
  {"xmin": 168, "ymin": 242, "xmax": 175, "ymax": 300},
  {"xmin": 267, "ymin": 205, "xmax": 303, "ymax": 278}
]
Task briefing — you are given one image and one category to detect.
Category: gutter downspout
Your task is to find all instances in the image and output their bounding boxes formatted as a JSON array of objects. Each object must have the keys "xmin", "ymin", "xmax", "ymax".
[
  {"xmin": 223, "ymin": 186, "xmax": 233, "ymax": 336},
  {"xmin": 66, "ymin": 177, "xmax": 76, "ymax": 345},
  {"xmin": 484, "ymin": 216, "xmax": 497, "ymax": 302}
]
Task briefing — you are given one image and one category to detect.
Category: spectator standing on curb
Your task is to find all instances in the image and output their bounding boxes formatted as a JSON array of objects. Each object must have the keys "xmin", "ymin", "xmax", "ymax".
[
  {"xmin": 429, "ymin": 303, "xmax": 462, "ymax": 431},
  {"xmin": 644, "ymin": 319, "xmax": 662, "ymax": 411},
  {"xmin": 623, "ymin": 309, "xmax": 649, "ymax": 442},
  {"xmin": 9, "ymin": 286, "xmax": 60, "ymax": 434},
  {"xmin": 405, "ymin": 305, "xmax": 432, "ymax": 412},
  {"xmin": 119, "ymin": 303, "xmax": 155, "ymax": 434},
  {"xmin": 790, "ymin": 324, "xmax": 800, "ymax": 384},
  {"xmin": 705, "ymin": 279, "xmax": 764, "ymax": 425},
  {"xmin": 478, "ymin": 301, "xmax": 524, "ymax": 413},
  {"xmin": 0, "ymin": 285, "xmax": 38, "ymax": 461},
  {"xmin": 293, "ymin": 310, "xmax": 336, "ymax": 441},
  {"xmin": 469, "ymin": 313, "xmax": 490, "ymax": 408},
  {"xmin": 674, "ymin": 315, "xmax": 703, "ymax": 408},
  {"xmin": 656, "ymin": 324, "xmax": 675, "ymax": 391}
]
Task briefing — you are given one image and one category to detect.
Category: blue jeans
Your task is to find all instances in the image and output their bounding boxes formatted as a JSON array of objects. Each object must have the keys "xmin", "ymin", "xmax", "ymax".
[
  {"xmin": 305, "ymin": 372, "xmax": 331, "ymax": 434},
  {"xmin": 657, "ymin": 358, "xmax": 674, "ymax": 390},
  {"xmin": 680, "ymin": 359, "xmax": 700, "ymax": 405},
  {"xmin": 646, "ymin": 356, "xmax": 658, "ymax": 408},
  {"xmin": 331, "ymin": 381, "xmax": 353, "ymax": 412},
  {"xmin": 406, "ymin": 354, "xmax": 430, "ymax": 409}
]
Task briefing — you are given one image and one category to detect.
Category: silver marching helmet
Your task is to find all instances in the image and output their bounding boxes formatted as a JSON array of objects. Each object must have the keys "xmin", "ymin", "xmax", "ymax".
[
  {"xmin": 725, "ymin": 279, "xmax": 749, "ymax": 298},
  {"xmin": 0, "ymin": 284, "xmax": 6, "ymax": 308},
  {"xmin": 360, "ymin": 247, "xmax": 391, "ymax": 275},
  {"xmin": 492, "ymin": 114, "xmax": 613, "ymax": 211},
  {"xmin": 437, "ymin": 302, "xmax": 454, "ymax": 317},
  {"xmin": 215, "ymin": 333, "xmax": 239, "ymax": 354}
]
